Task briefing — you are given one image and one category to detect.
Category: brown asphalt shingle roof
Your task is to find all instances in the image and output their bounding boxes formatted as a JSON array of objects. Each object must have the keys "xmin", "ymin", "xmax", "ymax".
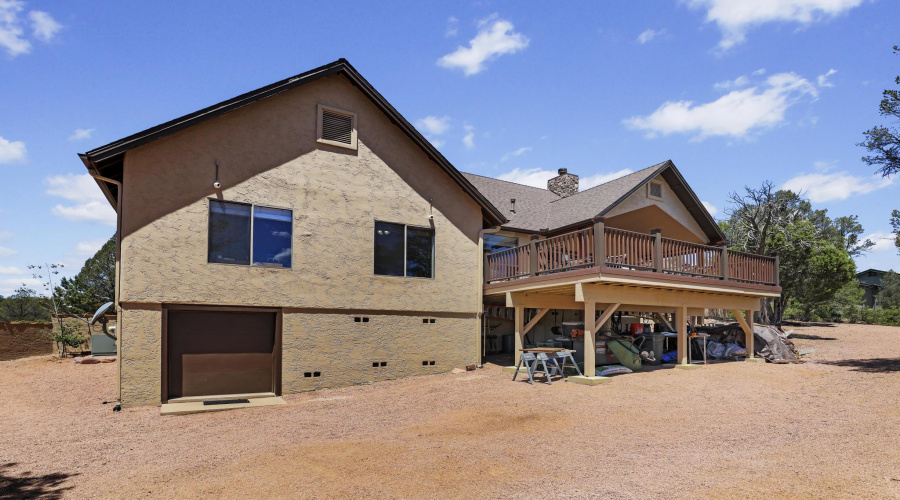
[{"xmin": 463, "ymin": 160, "xmax": 669, "ymax": 232}]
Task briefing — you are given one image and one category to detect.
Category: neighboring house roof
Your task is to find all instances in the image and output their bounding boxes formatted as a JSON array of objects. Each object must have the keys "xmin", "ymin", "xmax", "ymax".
[
  {"xmin": 463, "ymin": 160, "xmax": 726, "ymax": 243},
  {"xmin": 78, "ymin": 59, "xmax": 507, "ymax": 227},
  {"xmin": 857, "ymin": 269, "xmax": 888, "ymax": 287}
]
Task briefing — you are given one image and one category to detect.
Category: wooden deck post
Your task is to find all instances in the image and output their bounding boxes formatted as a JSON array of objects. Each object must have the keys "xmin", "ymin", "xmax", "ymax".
[
  {"xmin": 745, "ymin": 310, "xmax": 754, "ymax": 358},
  {"xmin": 592, "ymin": 217, "xmax": 606, "ymax": 267},
  {"xmin": 583, "ymin": 301, "xmax": 596, "ymax": 373},
  {"xmin": 677, "ymin": 305, "xmax": 688, "ymax": 365},
  {"xmin": 651, "ymin": 228, "xmax": 662, "ymax": 272},
  {"xmin": 731, "ymin": 308, "xmax": 756, "ymax": 359},
  {"xmin": 771, "ymin": 251, "xmax": 780, "ymax": 286},
  {"xmin": 529, "ymin": 235, "xmax": 539, "ymax": 277},
  {"xmin": 514, "ymin": 306, "xmax": 525, "ymax": 361},
  {"xmin": 719, "ymin": 243, "xmax": 729, "ymax": 280},
  {"xmin": 483, "ymin": 251, "xmax": 490, "ymax": 284}
]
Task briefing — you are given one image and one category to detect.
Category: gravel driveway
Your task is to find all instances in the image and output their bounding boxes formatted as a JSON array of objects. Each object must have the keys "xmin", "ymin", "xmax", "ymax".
[{"xmin": 1, "ymin": 323, "xmax": 898, "ymax": 499}]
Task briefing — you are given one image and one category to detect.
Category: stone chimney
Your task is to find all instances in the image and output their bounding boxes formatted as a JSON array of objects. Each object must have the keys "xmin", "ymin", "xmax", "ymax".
[{"xmin": 547, "ymin": 168, "xmax": 579, "ymax": 198}]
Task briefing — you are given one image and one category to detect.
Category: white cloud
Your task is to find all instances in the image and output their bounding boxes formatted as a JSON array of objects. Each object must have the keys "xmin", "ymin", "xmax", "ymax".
[
  {"xmin": 817, "ymin": 68, "xmax": 837, "ymax": 87},
  {"xmin": 0, "ymin": 276, "xmax": 42, "ymax": 297},
  {"xmin": 863, "ymin": 232, "xmax": 896, "ymax": 253},
  {"xmin": 0, "ymin": 265, "xmax": 24, "ymax": 275},
  {"xmin": 45, "ymin": 173, "xmax": 116, "ymax": 226},
  {"xmin": 0, "ymin": 135, "xmax": 26, "ymax": 163},
  {"xmin": 497, "ymin": 168, "xmax": 556, "ymax": 188},
  {"xmin": 28, "ymin": 10, "xmax": 60, "ymax": 42},
  {"xmin": 637, "ymin": 28, "xmax": 667, "ymax": 44},
  {"xmin": 0, "ymin": 1, "xmax": 61, "ymax": 57},
  {"xmin": 74, "ymin": 238, "xmax": 106, "ymax": 258},
  {"xmin": 781, "ymin": 170, "xmax": 893, "ymax": 202},
  {"xmin": 415, "ymin": 116, "xmax": 450, "ymax": 148},
  {"xmin": 686, "ymin": 0, "xmax": 864, "ymax": 52},
  {"xmin": 437, "ymin": 15, "xmax": 529, "ymax": 76},
  {"xmin": 713, "ymin": 75, "xmax": 749, "ymax": 90},
  {"xmin": 624, "ymin": 71, "xmax": 819, "ymax": 140},
  {"xmin": 68, "ymin": 128, "xmax": 93, "ymax": 141},
  {"xmin": 497, "ymin": 168, "xmax": 632, "ymax": 190},
  {"xmin": 445, "ymin": 16, "xmax": 459, "ymax": 37},
  {"xmin": 500, "ymin": 146, "xmax": 532, "ymax": 163},
  {"xmin": 415, "ymin": 115, "xmax": 451, "ymax": 136},
  {"xmin": 462, "ymin": 125, "xmax": 475, "ymax": 149},
  {"xmin": 581, "ymin": 169, "xmax": 634, "ymax": 189},
  {"xmin": 702, "ymin": 200, "xmax": 719, "ymax": 216},
  {"xmin": 0, "ymin": 0, "xmax": 29, "ymax": 56},
  {"xmin": 0, "ymin": 230, "xmax": 15, "ymax": 259}
]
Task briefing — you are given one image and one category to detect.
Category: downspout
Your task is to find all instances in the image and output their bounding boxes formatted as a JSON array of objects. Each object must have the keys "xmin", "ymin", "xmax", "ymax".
[
  {"xmin": 477, "ymin": 226, "xmax": 502, "ymax": 368},
  {"xmin": 90, "ymin": 174, "xmax": 123, "ymax": 405}
]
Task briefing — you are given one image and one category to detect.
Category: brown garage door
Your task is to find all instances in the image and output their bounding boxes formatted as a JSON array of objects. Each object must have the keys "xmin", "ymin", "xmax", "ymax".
[{"xmin": 166, "ymin": 309, "xmax": 277, "ymax": 399}]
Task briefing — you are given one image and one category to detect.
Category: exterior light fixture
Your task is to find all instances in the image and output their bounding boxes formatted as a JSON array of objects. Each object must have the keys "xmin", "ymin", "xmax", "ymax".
[{"xmin": 213, "ymin": 159, "xmax": 222, "ymax": 189}]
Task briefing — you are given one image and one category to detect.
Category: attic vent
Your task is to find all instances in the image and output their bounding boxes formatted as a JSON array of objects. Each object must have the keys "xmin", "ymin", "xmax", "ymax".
[
  {"xmin": 323, "ymin": 111, "xmax": 352, "ymax": 143},
  {"xmin": 317, "ymin": 104, "xmax": 357, "ymax": 150},
  {"xmin": 648, "ymin": 181, "xmax": 663, "ymax": 200}
]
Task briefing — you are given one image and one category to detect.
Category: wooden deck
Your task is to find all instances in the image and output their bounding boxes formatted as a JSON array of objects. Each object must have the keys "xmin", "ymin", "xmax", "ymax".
[{"xmin": 484, "ymin": 219, "xmax": 779, "ymax": 288}]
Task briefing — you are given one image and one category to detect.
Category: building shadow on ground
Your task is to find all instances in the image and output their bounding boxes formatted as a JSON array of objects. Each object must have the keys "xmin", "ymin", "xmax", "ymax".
[
  {"xmin": 791, "ymin": 333, "xmax": 838, "ymax": 341},
  {"xmin": 0, "ymin": 462, "xmax": 76, "ymax": 499},
  {"xmin": 819, "ymin": 358, "xmax": 900, "ymax": 373}
]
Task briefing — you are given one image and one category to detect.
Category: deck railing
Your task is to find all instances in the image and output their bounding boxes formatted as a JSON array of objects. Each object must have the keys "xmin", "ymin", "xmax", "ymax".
[{"xmin": 484, "ymin": 219, "xmax": 779, "ymax": 287}]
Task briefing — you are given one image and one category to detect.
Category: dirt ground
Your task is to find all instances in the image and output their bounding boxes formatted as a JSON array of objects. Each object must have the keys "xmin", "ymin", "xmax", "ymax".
[{"xmin": 1, "ymin": 323, "xmax": 898, "ymax": 499}]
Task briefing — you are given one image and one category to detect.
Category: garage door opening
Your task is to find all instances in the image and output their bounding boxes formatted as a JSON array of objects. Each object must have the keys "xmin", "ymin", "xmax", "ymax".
[{"xmin": 164, "ymin": 307, "xmax": 281, "ymax": 401}]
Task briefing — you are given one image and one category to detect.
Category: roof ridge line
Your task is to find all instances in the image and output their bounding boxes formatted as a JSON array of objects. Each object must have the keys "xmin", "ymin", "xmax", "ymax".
[
  {"xmin": 547, "ymin": 161, "xmax": 669, "ymax": 204},
  {"xmin": 462, "ymin": 172, "xmax": 561, "ymax": 196}
]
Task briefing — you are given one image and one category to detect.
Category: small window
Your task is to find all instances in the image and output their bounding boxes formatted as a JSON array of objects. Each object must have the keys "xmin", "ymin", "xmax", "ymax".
[
  {"xmin": 209, "ymin": 200, "xmax": 292, "ymax": 268},
  {"xmin": 317, "ymin": 104, "xmax": 357, "ymax": 150},
  {"xmin": 374, "ymin": 221, "xmax": 434, "ymax": 278},
  {"xmin": 648, "ymin": 181, "xmax": 663, "ymax": 200}
]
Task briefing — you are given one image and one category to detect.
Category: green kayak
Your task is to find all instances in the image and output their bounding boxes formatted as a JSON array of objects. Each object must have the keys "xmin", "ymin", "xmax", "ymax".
[{"xmin": 606, "ymin": 339, "xmax": 642, "ymax": 371}]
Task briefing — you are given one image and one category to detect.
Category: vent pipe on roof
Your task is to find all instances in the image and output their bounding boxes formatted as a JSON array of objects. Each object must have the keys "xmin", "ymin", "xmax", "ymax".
[{"xmin": 548, "ymin": 168, "xmax": 578, "ymax": 198}]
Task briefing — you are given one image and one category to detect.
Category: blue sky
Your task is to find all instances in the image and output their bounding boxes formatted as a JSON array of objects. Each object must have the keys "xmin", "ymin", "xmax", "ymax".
[{"xmin": 0, "ymin": 0, "xmax": 898, "ymax": 296}]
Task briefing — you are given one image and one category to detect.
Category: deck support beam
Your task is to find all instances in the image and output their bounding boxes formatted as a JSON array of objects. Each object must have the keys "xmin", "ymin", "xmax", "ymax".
[
  {"xmin": 583, "ymin": 301, "xmax": 596, "ymax": 372},
  {"xmin": 576, "ymin": 283, "xmax": 760, "ymax": 311},
  {"xmin": 523, "ymin": 308, "xmax": 550, "ymax": 335},
  {"xmin": 731, "ymin": 309, "xmax": 755, "ymax": 359},
  {"xmin": 677, "ymin": 305, "xmax": 689, "ymax": 365},
  {"xmin": 514, "ymin": 306, "xmax": 525, "ymax": 361}
]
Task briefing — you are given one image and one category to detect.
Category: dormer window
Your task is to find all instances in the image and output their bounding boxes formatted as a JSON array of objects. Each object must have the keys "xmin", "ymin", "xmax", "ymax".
[
  {"xmin": 317, "ymin": 104, "xmax": 357, "ymax": 150},
  {"xmin": 648, "ymin": 181, "xmax": 663, "ymax": 201}
]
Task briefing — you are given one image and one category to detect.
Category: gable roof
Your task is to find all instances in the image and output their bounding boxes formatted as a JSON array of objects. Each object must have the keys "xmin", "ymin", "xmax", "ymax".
[
  {"xmin": 463, "ymin": 160, "xmax": 726, "ymax": 243},
  {"xmin": 78, "ymin": 59, "xmax": 507, "ymax": 227}
]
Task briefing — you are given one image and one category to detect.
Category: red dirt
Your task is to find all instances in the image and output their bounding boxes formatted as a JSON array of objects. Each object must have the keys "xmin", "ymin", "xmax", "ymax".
[{"xmin": 1, "ymin": 323, "xmax": 898, "ymax": 499}]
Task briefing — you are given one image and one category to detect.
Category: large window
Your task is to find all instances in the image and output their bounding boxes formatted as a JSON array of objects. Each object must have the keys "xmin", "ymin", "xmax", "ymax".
[
  {"xmin": 209, "ymin": 200, "xmax": 292, "ymax": 268},
  {"xmin": 374, "ymin": 221, "xmax": 434, "ymax": 278},
  {"xmin": 484, "ymin": 233, "xmax": 519, "ymax": 253}
]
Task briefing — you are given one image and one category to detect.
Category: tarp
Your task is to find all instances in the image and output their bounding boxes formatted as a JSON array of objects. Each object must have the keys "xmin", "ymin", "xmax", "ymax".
[
  {"xmin": 698, "ymin": 323, "xmax": 799, "ymax": 362},
  {"xmin": 752, "ymin": 324, "xmax": 800, "ymax": 362}
]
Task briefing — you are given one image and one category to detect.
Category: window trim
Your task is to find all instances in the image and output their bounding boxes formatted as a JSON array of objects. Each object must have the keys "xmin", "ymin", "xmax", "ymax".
[
  {"xmin": 647, "ymin": 181, "xmax": 663, "ymax": 201},
  {"xmin": 373, "ymin": 219, "xmax": 435, "ymax": 279},
  {"xmin": 316, "ymin": 104, "xmax": 358, "ymax": 150},
  {"xmin": 207, "ymin": 199, "xmax": 294, "ymax": 269}
]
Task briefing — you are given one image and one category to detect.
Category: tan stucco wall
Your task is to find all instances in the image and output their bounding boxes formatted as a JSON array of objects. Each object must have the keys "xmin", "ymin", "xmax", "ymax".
[
  {"xmin": 604, "ymin": 174, "xmax": 708, "ymax": 243},
  {"xmin": 118, "ymin": 306, "xmax": 477, "ymax": 407},
  {"xmin": 115, "ymin": 74, "xmax": 486, "ymax": 407},
  {"xmin": 120, "ymin": 73, "xmax": 483, "ymax": 313},
  {"xmin": 282, "ymin": 311, "xmax": 476, "ymax": 393},
  {"xmin": 120, "ymin": 305, "xmax": 162, "ymax": 407}
]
